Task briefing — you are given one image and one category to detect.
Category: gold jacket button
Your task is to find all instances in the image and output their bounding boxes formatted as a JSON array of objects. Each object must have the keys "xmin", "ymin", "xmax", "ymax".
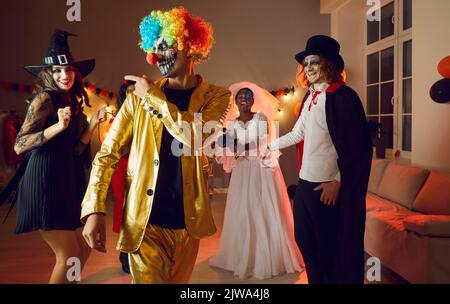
[
  {"xmin": 157, "ymin": 114, "xmax": 163, "ymax": 119},
  {"xmin": 146, "ymin": 189, "xmax": 154, "ymax": 196},
  {"xmin": 152, "ymin": 110, "xmax": 158, "ymax": 115},
  {"xmin": 154, "ymin": 160, "xmax": 159, "ymax": 166}
]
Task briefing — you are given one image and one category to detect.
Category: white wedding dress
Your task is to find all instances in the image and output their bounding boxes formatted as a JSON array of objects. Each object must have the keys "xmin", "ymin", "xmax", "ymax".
[{"xmin": 209, "ymin": 112, "xmax": 303, "ymax": 279}]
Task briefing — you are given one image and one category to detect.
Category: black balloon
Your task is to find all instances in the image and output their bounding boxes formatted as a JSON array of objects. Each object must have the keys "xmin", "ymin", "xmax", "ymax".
[{"xmin": 430, "ymin": 78, "xmax": 450, "ymax": 104}]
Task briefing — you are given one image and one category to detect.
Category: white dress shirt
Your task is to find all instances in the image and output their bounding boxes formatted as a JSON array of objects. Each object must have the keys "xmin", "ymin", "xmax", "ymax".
[{"xmin": 268, "ymin": 84, "xmax": 341, "ymax": 183}]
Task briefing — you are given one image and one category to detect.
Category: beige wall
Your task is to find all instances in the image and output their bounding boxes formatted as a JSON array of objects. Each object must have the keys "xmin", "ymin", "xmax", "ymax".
[
  {"xmin": 0, "ymin": 0, "xmax": 330, "ymax": 186},
  {"xmin": 320, "ymin": 0, "xmax": 352, "ymax": 13},
  {"xmin": 412, "ymin": 0, "xmax": 450, "ymax": 171},
  {"xmin": 332, "ymin": 0, "xmax": 366, "ymax": 99},
  {"xmin": 327, "ymin": 0, "xmax": 450, "ymax": 172}
]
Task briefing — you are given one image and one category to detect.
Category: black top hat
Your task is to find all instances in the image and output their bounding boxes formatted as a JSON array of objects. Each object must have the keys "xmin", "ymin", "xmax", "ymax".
[
  {"xmin": 24, "ymin": 29, "xmax": 95, "ymax": 78},
  {"xmin": 295, "ymin": 35, "xmax": 344, "ymax": 70}
]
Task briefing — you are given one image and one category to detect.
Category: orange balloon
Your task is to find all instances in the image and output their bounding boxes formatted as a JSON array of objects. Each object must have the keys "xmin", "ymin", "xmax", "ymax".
[{"xmin": 438, "ymin": 56, "xmax": 450, "ymax": 78}]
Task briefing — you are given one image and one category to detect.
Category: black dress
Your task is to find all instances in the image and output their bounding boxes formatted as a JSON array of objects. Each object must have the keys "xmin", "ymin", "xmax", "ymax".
[{"xmin": 15, "ymin": 91, "xmax": 90, "ymax": 233}]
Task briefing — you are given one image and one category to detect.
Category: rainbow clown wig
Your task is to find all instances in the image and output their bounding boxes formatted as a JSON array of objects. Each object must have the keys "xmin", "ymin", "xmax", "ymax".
[{"xmin": 139, "ymin": 7, "xmax": 214, "ymax": 63}]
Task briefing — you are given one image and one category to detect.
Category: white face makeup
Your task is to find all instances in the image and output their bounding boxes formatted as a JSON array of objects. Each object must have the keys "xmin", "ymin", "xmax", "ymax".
[
  {"xmin": 52, "ymin": 65, "xmax": 75, "ymax": 91},
  {"xmin": 302, "ymin": 55, "xmax": 323, "ymax": 84},
  {"xmin": 153, "ymin": 37, "xmax": 178, "ymax": 77}
]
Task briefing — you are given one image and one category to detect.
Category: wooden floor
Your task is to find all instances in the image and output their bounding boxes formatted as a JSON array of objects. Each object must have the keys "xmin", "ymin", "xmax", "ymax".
[{"xmin": 0, "ymin": 192, "xmax": 406, "ymax": 284}]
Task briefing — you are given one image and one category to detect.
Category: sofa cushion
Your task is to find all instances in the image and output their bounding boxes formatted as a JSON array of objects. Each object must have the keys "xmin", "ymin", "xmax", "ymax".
[
  {"xmin": 365, "ymin": 209, "xmax": 450, "ymax": 284},
  {"xmin": 403, "ymin": 215, "xmax": 450, "ymax": 237},
  {"xmin": 366, "ymin": 193, "xmax": 409, "ymax": 213},
  {"xmin": 377, "ymin": 162, "xmax": 429, "ymax": 209},
  {"xmin": 413, "ymin": 171, "xmax": 450, "ymax": 216},
  {"xmin": 368, "ymin": 159, "xmax": 389, "ymax": 194},
  {"xmin": 367, "ymin": 208, "xmax": 420, "ymax": 232}
]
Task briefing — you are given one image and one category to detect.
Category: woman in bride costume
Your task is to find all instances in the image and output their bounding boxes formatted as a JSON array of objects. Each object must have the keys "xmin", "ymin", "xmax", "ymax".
[{"xmin": 208, "ymin": 82, "xmax": 303, "ymax": 280}]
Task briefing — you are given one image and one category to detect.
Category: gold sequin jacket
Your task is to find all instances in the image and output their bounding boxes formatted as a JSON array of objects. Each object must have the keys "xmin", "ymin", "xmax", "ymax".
[{"xmin": 81, "ymin": 77, "xmax": 230, "ymax": 252}]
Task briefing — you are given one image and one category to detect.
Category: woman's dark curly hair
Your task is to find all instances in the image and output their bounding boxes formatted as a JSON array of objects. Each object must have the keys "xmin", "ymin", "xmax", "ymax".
[{"xmin": 31, "ymin": 66, "xmax": 90, "ymax": 108}]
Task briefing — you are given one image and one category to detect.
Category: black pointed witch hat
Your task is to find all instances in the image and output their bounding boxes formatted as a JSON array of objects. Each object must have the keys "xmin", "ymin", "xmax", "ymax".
[{"xmin": 24, "ymin": 29, "xmax": 95, "ymax": 77}]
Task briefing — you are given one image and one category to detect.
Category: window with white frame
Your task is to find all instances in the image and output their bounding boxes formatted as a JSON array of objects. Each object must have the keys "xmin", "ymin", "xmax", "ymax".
[{"xmin": 365, "ymin": 0, "xmax": 412, "ymax": 156}]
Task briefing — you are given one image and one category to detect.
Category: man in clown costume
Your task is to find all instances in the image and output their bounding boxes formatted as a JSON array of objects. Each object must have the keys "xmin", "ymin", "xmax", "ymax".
[{"xmin": 81, "ymin": 7, "xmax": 230, "ymax": 283}]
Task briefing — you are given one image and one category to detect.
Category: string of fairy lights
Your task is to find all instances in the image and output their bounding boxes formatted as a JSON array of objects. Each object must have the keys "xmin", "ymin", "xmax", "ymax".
[
  {"xmin": 0, "ymin": 80, "xmax": 117, "ymax": 100},
  {"xmin": 0, "ymin": 80, "xmax": 305, "ymax": 118},
  {"xmin": 271, "ymin": 86, "xmax": 303, "ymax": 117},
  {"xmin": 1, "ymin": 66, "xmax": 347, "ymax": 121}
]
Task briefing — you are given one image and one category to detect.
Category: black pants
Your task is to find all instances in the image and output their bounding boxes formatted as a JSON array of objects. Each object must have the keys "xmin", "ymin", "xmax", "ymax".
[{"xmin": 294, "ymin": 178, "xmax": 339, "ymax": 284}]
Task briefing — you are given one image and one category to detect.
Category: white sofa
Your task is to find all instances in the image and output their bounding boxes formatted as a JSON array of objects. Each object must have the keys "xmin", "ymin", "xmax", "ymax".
[{"xmin": 364, "ymin": 159, "xmax": 450, "ymax": 284}]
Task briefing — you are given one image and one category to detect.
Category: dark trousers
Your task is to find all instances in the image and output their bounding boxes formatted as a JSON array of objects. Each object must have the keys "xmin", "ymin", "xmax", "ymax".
[{"xmin": 294, "ymin": 178, "xmax": 339, "ymax": 284}]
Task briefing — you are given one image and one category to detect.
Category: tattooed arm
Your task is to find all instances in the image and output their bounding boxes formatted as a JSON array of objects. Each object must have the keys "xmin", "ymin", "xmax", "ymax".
[{"xmin": 14, "ymin": 92, "xmax": 68, "ymax": 155}]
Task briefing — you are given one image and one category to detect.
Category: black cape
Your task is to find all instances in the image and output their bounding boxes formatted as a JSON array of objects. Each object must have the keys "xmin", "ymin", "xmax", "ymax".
[{"xmin": 323, "ymin": 85, "xmax": 373, "ymax": 283}]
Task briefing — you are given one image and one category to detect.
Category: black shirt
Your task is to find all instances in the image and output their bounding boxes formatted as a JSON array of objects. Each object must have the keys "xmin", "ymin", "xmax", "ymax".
[{"xmin": 148, "ymin": 86, "xmax": 196, "ymax": 229}]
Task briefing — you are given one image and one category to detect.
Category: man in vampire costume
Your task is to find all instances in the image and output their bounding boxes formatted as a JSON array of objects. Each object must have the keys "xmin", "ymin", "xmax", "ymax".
[
  {"xmin": 81, "ymin": 7, "xmax": 230, "ymax": 283},
  {"xmin": 264, "ymin": 35, "xmax": 372, "ymax": 284}
]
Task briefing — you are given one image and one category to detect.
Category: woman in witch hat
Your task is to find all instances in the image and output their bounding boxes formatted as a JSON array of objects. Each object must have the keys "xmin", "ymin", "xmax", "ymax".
[{"xmin": 13, "ymin": 29, "xmax": 105, "ymax": 283}]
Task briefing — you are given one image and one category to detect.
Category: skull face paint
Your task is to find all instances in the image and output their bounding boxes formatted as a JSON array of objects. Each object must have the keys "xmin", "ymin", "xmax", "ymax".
[
  {"xmin": 153, "ymin": 37, "xmax": 178, "ymax": 77},
  {"xmin": 302, "ymin": 55, "xmax": 323, "ymax": 84}
]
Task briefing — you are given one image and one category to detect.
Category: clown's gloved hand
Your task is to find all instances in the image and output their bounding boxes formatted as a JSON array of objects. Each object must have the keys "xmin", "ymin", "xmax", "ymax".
[
  {"xmin": 124, "ymin": 75, "xmax": 156, "ymax": 100},
  {"xmin": 123, "ymin": 74, "xmax": 192, "ymax": 150}
]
